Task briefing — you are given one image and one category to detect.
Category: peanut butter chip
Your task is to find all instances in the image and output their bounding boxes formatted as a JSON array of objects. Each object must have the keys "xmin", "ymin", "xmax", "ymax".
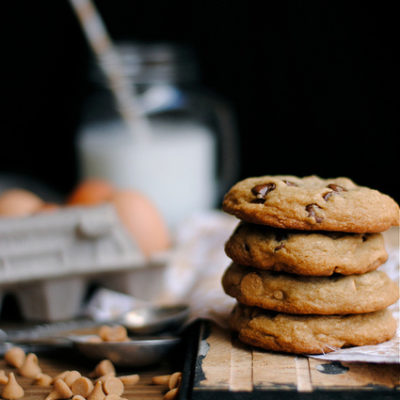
[
  {"xmin": 44, "ymin": 390, "xmax": 61, "ymax": 400},
  {"xmin": 71, "ymin": 377, "xmax": 94, "ymax": 397},
  {"xmin": 102, "ymin": 376, "xmax": 124, "ymax": 396},
  {"xmin": 99, "ymin": 325, "xmax": 128, "ymax": 342},
  {"xmin": 18, "ymin": 353, "xmax": 42, "ymax": 378},
  {"xmin": 93, "ymin": 359, "xmax": 116, "ymax": 377},
  {"xmin": 164, "ymin": 387, "xmax": 179, "ymax": 400},
  {"xmin": 64, "ymin": 370, "xmax": 81, "ymax": 387},
  {"xmin": 4, "ymin": 347, "xmax": 26, "ymax": 369},
  {"xmin": 168, "ymin": 372, "xmax": 182, "ymax": 390},
  {"xmin": 1, "ymin": 372, "xmax": 24, "ymax": 400},
  {"xmin": 95, "ymin": 372, "xmax": 115, "ymax": 384},
  {"xmin": 34, "ymin": 373, "xmax": 53, "ymax": 387},
  {"xmin": 54, "ymin": 378, "xmax": 73, "ymax": 398},
  {"xmin": 151, "ymin": 374, "xmax": 170, "ymax": 385},
  {"xmin": 0, "ymin": 369, "xmax": 8, "ymax": 384},
  {"xmin": 98, "ymin": 325, "xmax": 128, "ymax": 342},
  {"xmin": 118, "ymin": 374, "xmax": 140, "ymax": 385},
  {"xmin": 53, "ymin": 371, "xmax": 70, "ymax": 381},
  {"xmin": 87, "ymin": 381, "xmax": 105, "ymax": 400}
]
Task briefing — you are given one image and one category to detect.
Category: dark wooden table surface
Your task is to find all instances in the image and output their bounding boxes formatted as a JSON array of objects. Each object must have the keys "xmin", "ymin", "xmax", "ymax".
[{"xmin": 0, "ymin": 323, "xmax": 186, "ymax": 400}]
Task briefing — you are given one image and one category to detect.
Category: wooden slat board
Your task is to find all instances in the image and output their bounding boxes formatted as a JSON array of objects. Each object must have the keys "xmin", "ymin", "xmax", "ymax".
[{"xmin": 190, "ymin": 321, "xmax": 400, "ymax": 399}]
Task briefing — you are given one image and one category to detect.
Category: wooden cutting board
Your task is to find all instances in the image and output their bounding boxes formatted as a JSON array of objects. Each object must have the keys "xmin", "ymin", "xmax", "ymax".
[{"xmin": 186, "ymin": 321, "xmax": 400, "ymax": 399}]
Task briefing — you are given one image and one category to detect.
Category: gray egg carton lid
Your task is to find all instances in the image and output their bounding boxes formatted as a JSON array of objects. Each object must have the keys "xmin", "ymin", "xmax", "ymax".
[{"xmin": 0, "ymin": 204, "xmax": 147, "ymax": 286}]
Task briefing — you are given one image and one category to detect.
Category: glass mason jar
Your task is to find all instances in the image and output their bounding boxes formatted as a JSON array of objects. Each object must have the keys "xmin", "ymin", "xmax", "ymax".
[{"xmin": 76, "ymin": 42, "xmax": 238, "ymax": 229}]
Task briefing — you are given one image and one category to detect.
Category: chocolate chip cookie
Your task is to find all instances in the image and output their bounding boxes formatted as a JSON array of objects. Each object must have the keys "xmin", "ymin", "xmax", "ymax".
[
  {"xmin": 225, "ymin": 223, "xmax": 388, "ymax": 275},
  {"xmin": 222, "ymin": 175, "xmax": 400, "ymax": 233},
  {"xmin": 222, "ymin": 263, "xmax": 399, "ymax": 314},
  {"xmin": 229, "ymin": 303, "xmax": 397, "ymax": 354}
]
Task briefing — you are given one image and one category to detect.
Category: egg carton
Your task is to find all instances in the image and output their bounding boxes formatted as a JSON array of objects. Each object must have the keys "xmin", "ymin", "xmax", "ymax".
[{"xmin": 0, "ymin": 204, "xmax": 168, "ymax": 322}]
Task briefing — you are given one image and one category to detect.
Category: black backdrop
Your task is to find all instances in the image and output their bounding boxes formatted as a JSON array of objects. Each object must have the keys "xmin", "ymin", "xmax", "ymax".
[{"xmin": 1, "ymin": 1, "xmax": 399, "ymax": 202}]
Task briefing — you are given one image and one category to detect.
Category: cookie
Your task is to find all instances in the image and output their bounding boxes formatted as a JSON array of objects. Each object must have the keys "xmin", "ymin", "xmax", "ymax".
[
  {"xmin": 225, "ymin": 223, "xmax": 388, "ymax": 276},
  {"xmin": 229, "ymin": 303, "xmax": 397, "ymax": 354},
  {"xmin": 222, "ymin": 263, "xmax": 399, "ymax": 314},
  {"xmin": 222, "ymin": 175, "xmax": 400, "ymax": 233}
]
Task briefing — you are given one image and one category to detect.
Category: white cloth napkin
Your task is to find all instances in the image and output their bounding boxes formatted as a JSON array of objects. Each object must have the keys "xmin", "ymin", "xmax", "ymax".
[{"xmin": 87, "ymin": 210, "xmax": 399, "ymax": 363}]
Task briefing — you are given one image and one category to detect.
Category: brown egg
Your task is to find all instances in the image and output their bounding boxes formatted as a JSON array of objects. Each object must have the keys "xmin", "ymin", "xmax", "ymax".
[
  {"xmin": 67, "ymin": 179, "xmax": 115, "ymax": 206},
  {"xmin": 0, "ymin": 189, "xmax": 44, "ymax": 217},
  {"xmin": 110, "ymin": 190, "xmax": 171, "ymax": 256},
  {"xmin": 35, "ymin": 202, "xmax": 61, "ymax": 214}
]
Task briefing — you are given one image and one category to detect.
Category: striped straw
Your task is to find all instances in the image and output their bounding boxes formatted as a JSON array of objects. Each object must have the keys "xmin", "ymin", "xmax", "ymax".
[{"xmin": 68, "ymin": 0, "xmax": 151, "ymax": 141}]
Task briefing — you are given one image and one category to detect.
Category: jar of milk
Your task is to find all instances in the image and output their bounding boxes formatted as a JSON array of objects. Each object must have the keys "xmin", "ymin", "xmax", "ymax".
[{"xmin": 77, "ymin": 42, "xmax": 238, "ymax": 229}]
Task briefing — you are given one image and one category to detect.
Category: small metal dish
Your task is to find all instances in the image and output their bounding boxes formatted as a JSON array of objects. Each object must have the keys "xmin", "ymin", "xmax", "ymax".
[
  {"xmin": 0, "ymin": 304, "xmax": 189, "ymax": 366},
  {"xmin": 71, "ymin": 334, "xmax": 181, "ymax": 367}
]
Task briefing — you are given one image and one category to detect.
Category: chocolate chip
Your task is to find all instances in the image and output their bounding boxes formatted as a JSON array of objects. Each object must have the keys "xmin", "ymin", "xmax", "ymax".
[
  {"xmin": 327, "ymin": 184, "xmax": 347, "ymax": 192},
  {"xmin": 323, "ymin": 184, "xmax": 347, "ymax": 201},
  {"xmin": 244, "ymin": 243, "xmax": 250, "ymax": 252},
  {"xmin": 306, "ymin": 203, "xmax": 323, "ymax": 223},
  {"xmin": 274, "ymin": 243, "xmax": 285, "ymax": 252},
  {"xmin": 273, "ymin": 230, "xmax": 287, "ymax": 251},
  {"xmin": 251, "ymin": 198, "xmax": 267, "ymax": 204},
  {"xmin": 251, "ymin": 183, "xmax": 276, "ymax": 203},
  {"xmin": 322, "ymin": 191, "xmax": 333, "ymax": 201},
  {"xmin": 362, "ymin": 235, "xmax": 368, "ymax": 242},
  {"xmin": 283, "ymin": 180, "xmax": 298, "ymax": 187}
]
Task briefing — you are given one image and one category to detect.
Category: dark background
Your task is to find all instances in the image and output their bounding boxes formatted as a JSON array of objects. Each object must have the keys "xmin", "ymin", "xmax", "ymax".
[{"xmin": 1, "ymin": 1, "xmax": 399, "ymax": 202}]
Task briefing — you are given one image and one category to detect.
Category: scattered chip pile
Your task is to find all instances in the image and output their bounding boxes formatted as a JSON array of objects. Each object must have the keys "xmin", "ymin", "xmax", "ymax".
[
  {"xmin": 0, "ymin": 324, "xmax": 182, "ymax": 400},
  {"xmin": 222, "ymin": 175, "xmax": 399, "ymax": 354}
]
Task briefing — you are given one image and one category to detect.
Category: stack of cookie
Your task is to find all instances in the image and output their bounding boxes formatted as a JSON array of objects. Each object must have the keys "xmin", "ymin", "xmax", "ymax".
[{"xmin": 221, "ymin": 175, "xmax": 399, "ymax": 354}]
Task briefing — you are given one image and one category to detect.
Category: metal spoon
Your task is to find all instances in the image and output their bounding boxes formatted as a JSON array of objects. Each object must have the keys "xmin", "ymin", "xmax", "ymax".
[{"xmin": 117, "ymin": 304, "xmax": 190, "ymax": 335}]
